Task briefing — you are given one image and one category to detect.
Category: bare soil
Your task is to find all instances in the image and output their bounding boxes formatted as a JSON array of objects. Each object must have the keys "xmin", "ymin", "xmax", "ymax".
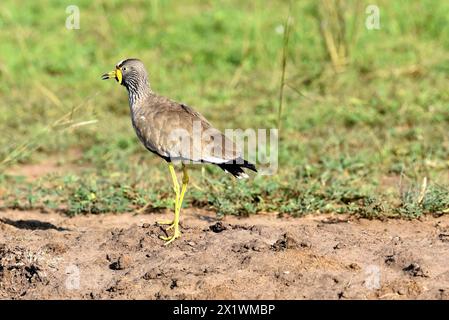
[{"xmin": 1, "ymin": 208, "xmax": 448, "ymax": 300}]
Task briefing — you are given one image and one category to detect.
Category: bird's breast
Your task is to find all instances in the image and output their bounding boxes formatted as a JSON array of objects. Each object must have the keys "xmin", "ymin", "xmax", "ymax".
[{"xmin": 130, "ymin": 110, "xmax": 160, "ymax": 154}]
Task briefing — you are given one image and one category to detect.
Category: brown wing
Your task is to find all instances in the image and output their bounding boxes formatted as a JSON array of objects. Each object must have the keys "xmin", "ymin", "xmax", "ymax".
[{"xmin": 132, "ymin": 95, "xmax": 241, "ymax": 163}]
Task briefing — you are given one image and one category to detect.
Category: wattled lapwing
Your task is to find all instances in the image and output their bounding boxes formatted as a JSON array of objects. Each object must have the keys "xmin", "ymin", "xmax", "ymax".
[{"xmin": 102, "ymin": 58, "xmax": 257, "ymax": 244}]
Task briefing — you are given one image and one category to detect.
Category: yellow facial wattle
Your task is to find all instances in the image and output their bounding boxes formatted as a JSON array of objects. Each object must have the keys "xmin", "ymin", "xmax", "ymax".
[
  {"xmin": 115, "ymin": 68, "xmax": 122, "ymax": 84},
  {"xmin": 101, "ymin": 68, "xmax": 123, "ymax": 84}
]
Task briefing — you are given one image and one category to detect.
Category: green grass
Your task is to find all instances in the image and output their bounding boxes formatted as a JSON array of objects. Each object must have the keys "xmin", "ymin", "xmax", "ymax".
[{"xmin": 1, "ymin": 0, "xmax": 449, "ymax": 218}]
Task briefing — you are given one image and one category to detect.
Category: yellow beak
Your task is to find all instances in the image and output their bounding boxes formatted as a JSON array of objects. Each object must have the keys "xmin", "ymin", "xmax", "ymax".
[{"xmin": 101, "ymin": 68, "xmax": 122, "ymax": 84}]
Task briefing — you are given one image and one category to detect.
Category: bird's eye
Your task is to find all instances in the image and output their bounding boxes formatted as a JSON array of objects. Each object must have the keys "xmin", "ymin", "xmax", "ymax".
[{"xmin": 122, "ymin": 67, "xmax": 127, "ymax": 71}]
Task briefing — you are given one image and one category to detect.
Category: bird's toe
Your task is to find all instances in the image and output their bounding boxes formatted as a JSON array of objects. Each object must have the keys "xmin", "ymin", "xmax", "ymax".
[{"xmin": 160, "ymin": 230, "xmax": 181, "ymax": 245}]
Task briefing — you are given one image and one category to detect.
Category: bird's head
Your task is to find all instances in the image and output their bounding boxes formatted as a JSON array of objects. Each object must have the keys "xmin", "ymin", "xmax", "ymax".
[{"xmin": 101, "ymin": 58, "xmax": 149, "ymax": 90}]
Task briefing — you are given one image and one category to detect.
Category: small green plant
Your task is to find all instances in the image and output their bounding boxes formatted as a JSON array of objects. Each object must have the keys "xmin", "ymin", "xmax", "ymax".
[{"xmin": 396, "ymin": 180, "xmax": 449, "ymax": 218}]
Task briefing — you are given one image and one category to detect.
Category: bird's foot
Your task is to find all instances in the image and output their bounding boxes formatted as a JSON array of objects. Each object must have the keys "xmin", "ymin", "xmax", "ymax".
[
  {"xmin": 157, "ymin": 219, "xmax": 175, "ymax": 230},
  {"xmin": 160, "ymin": 227, "xmax": 181, "ymax": 245}
]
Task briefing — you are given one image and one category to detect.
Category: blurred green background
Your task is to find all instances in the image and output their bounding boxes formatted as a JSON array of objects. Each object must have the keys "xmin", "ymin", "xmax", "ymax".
[{"xmin": 1, "ymin": 0, "xmax": 449, "ymax": 218}]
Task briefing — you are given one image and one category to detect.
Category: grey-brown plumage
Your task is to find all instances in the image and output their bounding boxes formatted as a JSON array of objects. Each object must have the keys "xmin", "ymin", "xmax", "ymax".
[
  {"xmin": 103, "ymin": 58, "xmax": 256, "ymax": 178},
  {"xmin": 102, "ymin": 58, "xmax": 256, "ymax": 244}
]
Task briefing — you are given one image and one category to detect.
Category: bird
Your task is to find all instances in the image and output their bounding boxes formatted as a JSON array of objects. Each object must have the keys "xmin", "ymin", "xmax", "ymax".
[{"xmin": 102, "ymin": 58, "xmax": 257, "ymax": 244}]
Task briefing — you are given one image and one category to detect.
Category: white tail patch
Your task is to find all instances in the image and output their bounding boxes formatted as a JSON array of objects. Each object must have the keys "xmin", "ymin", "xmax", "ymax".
[{"xmin": 236, "ymin": 172, "xmax": 249, "ymax": 179}]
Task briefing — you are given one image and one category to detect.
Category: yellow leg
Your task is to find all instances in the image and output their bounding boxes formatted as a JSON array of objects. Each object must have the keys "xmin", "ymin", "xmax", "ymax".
[
  {"xmin": 160, "ymin": 164, "xmax": 189, "ymax": 245},
  {"xmin": 138, "ymin": 163, "xmax": 179, "ymax": 215},
  {"xmin": 158, "ymin": 163, "xmax": 179, "ymax": 226}
]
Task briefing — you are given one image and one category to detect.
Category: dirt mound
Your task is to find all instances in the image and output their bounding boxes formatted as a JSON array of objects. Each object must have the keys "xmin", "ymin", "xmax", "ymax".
[{"xmin": 0, "ymin": 210, "xmax": 448, "ymax": 299}]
